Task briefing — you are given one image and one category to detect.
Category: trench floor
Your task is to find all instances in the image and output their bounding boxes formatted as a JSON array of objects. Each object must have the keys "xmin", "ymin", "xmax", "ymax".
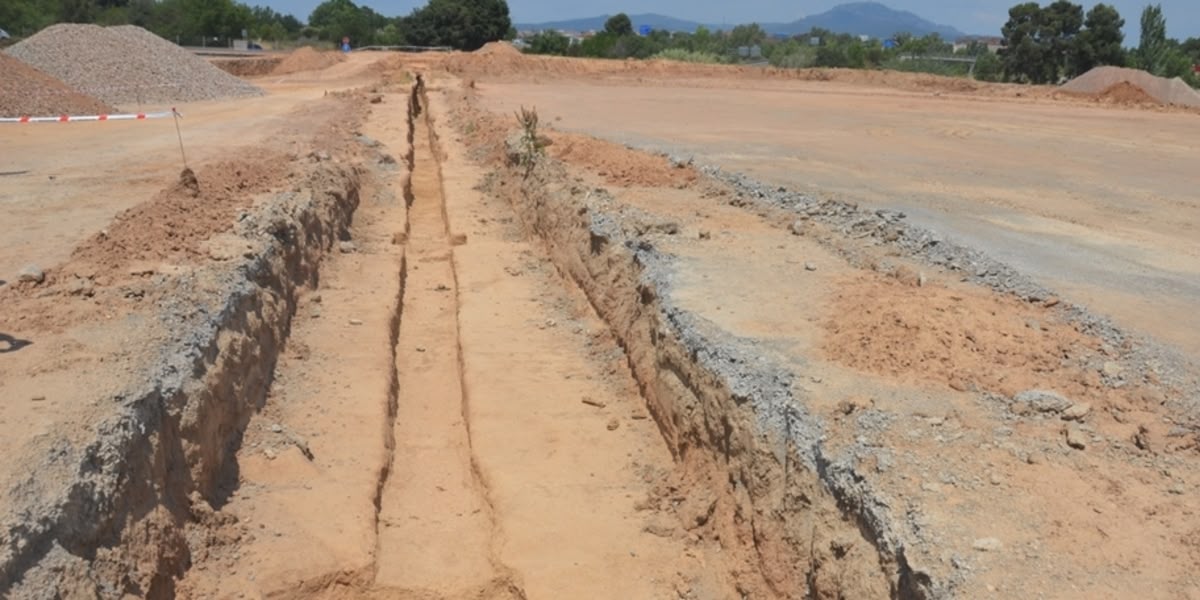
[{"xmin": 178, "ymin": 87, "xmax": 733, "ymax": 599}]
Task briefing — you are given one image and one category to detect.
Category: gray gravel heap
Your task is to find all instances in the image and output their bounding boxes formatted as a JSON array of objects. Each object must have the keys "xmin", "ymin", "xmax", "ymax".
[{"xmin": 5, "ymin": 24, "xmax": 262, "ymax": 107}]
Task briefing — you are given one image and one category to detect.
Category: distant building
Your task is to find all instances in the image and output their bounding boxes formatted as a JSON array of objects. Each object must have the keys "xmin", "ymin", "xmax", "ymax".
[{"xmin": 954, "ymin": 35, "xmax": 1003, "ymax": 54}]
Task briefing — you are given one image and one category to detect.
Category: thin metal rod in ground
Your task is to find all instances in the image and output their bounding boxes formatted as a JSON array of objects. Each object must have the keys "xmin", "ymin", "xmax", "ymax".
[{"xmin": 172, "ymin": 109, "xmax": 188, "ymax": 168}]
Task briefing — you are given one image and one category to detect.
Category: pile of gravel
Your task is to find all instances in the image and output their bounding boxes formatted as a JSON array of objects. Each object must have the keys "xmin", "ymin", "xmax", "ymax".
[
  {"xmin": 0, "ymin": 53, "xmax": 113, "ymax": 117},
  {"xmin": 5, "ymin": 24, "xmax": 263, "ymax": 106}
]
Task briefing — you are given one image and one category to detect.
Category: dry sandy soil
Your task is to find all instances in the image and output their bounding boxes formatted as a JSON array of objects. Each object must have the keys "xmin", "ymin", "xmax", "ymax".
[
  {"xmin": 0, "ymin": 47, "xmax": 1198, "ymax": 600},
  {"xmin": 477, "ymin": 79, "xmax": 1200, "ymax": 359}
]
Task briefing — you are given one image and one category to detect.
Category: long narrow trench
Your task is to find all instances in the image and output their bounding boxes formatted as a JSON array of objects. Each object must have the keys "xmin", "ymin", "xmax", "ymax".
[
  {"xmin": 371, "ymin": 88, "xmax": 525, "ymax": 599},
  {"xmin": 177, "ymin": 83, "xmax": 742, "ymax": 600}
]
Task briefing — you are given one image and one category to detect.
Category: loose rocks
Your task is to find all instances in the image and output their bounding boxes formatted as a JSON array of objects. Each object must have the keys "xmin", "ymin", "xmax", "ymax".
[
  {"xmin": 1014, "ymin": 390, "xmax": 1073, "ymax": 414},
  {"xmin": 17, "ymin": 265, "xmax": 45, "ymax": 284},
  {"xmin": 1065, "ymin": 425, "xmax": 1088, "ymax": 450}
]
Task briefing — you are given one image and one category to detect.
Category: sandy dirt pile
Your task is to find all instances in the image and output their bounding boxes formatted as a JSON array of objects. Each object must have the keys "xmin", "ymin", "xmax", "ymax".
[
  {"xmin": 548, "ymin": 131, "xmax": 697, "ymax": 187},
  {"xmin": 211, "ymin": 56, "xmax": 284, "ymax": 77},
  {"xmin": 1062, "ymin": 66, "xmax": 1200, "ymax": 107},
  {"xmin": 475, "ymin": 41, "xmax": 522, "ymax": 57},
  {"xmin": 0, "ymin": 53, "xmax": 113, "ymax": 117},
  {"xmin": 5, "ymin": 24, "xmax": 263, "ymax": 105},
  {"xmin": 271, "ymin": 46, "xmax": 345, "ymax": 75}
]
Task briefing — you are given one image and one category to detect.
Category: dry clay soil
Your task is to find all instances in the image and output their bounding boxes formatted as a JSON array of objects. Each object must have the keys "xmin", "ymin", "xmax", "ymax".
[{"xmin": 1, "ymin": 50, "xmax": 1199, "ymax": 599}]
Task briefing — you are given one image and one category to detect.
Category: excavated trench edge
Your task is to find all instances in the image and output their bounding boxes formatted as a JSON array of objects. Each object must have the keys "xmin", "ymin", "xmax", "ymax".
[
  {"xmin": 0, "ymin": 134, "xmax": 368, "ymax": 597},
  {"xmin": 463, "ymin": 90, "xmax": 942, "ymax": 598}
]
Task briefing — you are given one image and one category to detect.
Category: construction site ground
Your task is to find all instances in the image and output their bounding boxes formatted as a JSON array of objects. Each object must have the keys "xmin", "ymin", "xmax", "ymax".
[{"xmin": 1, "ymin": 50, "xmax": 1198, "ymax": 600}]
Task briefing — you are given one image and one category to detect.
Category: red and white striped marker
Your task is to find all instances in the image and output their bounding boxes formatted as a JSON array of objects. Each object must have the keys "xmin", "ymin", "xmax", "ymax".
[{"xmin": 0, "ymin": 109, "xmax": 179, "ymax": 124}]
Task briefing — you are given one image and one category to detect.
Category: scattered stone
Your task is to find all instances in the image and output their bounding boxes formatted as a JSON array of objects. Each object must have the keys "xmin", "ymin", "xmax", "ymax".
[
  {"xmin": 1101, "ymin": 361, "xmax": 1123, "ymax": 378},
  {"xmin": 18, "ymin": 265, "xmax": 45, "ymax": 284},
  {"xmin": 369, "ymin": 95, "xmax": 383, "ymax": 104},
  {"xmin": 1026, "ymin": 451, "xmax": 1045, "ymax": 465},
  {"xmin": 348, "ymin": 319, "xmax": 364, "ymax": 326},
  {"xmin": 1065, "ymin": 425, "xmax": 1088, "ymax": 450},
  {"xmin": 1061, "ymin": 403, "xmax": 1092, "ymax": 421},
  {"xmin": 310, "ymin": 294, "xmax": 322, "ymax": 304},
  {"xmin": 698, "ymin": 230, "xmax": 711, "ymax": 240},
  {"xmin": 1167, "ymin": 483, "xmax": 1186, "ymax": 495},
  {"xmin": 286, "ymin": 431, "xmax": 315, "ymax": 461},
  {"xmin": 1043, "ymin": 297, "xmax": 1061, "ymax": 308},
  {"xmin": 263, "ymin": 448, "xmax": 277, "ymax": 460},
  {"xmin": 270, "ymin": 423, "xmax": 283, "ymax": 434},
  {"xmin": 67, "ymin": 277, "xmax": 95, "ymax": 297},
  {"xmin": 804, "ymin": 262, "xmax": 817, "ymax": 272},
  {"xmin": 917, "ymin": 272, "xmax": 927, "ymax": 287},
  {"xmin": 581, "ymin": 397, "xmax": 607, "ymax": 409},
  {"xmin": 606, "ymin": 419, "xmax": 620, "ymax": 431},
  {"xmin": 631, "ymin": 414, "xmax": 649, "ymax": 420},
  {"xmin": 789, "ymin": 220, "xmax": 806, "ymax": 235},
  {"xmin": 1133, "ymin": 426, "xmax": 1152, "ymax": 451},
  {"xmin": 338, "ymin": 241, "xmax": 357, "ymax": 253},
  {"xmin": 1015, "ymin": 390, "xmax": 1072, "ymax": 414},
  {"xmin": 972, "ymin": 537, "xmax": 1003, "ymax": 552},
  {"xmin": 989, "ymin": 472, "xmax": 1003, "ymax": 486}
]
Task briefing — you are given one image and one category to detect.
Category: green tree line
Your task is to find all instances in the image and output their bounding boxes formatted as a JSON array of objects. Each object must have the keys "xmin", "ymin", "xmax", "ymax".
[
  {"xmin": 523, "ymin": 3, "xmax": 1200, "ymax": 86},
  {"xmin": 0, "ymin": 0, "xmax": 511, "ymax": 51}
]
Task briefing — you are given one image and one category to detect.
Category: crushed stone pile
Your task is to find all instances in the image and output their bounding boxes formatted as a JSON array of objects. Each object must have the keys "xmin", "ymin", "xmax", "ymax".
[
  {"xmin": 5, "ymin": 24, "xmax": 263, "ymax": 106},
  {"xmin": 1062, "ymin": 66, "xmax": 1200, "ymax": 108},
  {"xmin": 272, "ymin": 47, "xmax": 345, "ymax": 75},
  {"xmin": 0, "ymin": 54, "xmax": 113, "ymax": 117}
]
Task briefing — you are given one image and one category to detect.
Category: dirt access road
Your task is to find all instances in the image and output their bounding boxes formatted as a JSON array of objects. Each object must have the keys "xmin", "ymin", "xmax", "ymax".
[{"xmin": 478, "ymin": 80, "xmax": 1200, "ymax": 358}]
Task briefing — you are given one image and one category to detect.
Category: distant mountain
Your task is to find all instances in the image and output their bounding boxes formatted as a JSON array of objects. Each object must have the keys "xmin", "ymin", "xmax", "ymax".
[
  {"xmin": 517, "ymin": 3, "xmax": 967, "ymax": 39},
  {"xmin": 515, "ymin": 13, "xmax": 704, "ymax": 34},
  {"xmin": 762, "ymin": 2, "xmax": 964, "ymax": 39}
]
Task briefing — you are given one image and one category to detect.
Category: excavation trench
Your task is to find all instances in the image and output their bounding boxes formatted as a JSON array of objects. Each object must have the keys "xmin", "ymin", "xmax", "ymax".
[{"xmin": 458, "ymin": 82, "xmax": 927, "ymax": 598}]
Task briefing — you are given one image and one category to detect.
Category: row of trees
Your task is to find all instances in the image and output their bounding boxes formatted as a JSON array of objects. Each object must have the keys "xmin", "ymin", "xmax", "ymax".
[
  {"xmin": 526, "ymin": 16, "xmax": 992, "ymax": 76},
  {"xmin": 524, "ymin": 3, "xmax": 1199, "ymax": 86},
  {"xmin": 998, "ymin": 1, "xmax": 1197, "ymax": 84},
  {"xmin": 0, "ymin": 0, "xmax": 512, "ymax": 50}
]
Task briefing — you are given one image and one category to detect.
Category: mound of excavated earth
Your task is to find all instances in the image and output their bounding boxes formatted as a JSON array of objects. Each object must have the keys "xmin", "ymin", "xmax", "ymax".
[
  {"xmin": 5, "ymin": 24, "xmax": 263, "ymax": 106},
  {"xmin": 0, "ymin": 53, "xmax": 113, "ymax": 117}
]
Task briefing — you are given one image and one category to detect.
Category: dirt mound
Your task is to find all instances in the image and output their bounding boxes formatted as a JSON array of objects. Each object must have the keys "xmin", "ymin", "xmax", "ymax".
[
  {"xmin": 1096, "ymin": 80, "xmax": 1161, "ymax": 105},
  {"xmin": 0, "ymin": 53, "xmax": 113, "ymax": 117},
  {"xmin": 822, "ymin": 275, "xmax": 1149, "ymax": 405},
  {"xmin": 211, "ymin": 56, "xmax": 284, "ymax": 77},
  {"xmin": 1062, "ymin": 66, "xmax": 1200, "ymax": 108},
  {"xmin": 475, "ymin": 41, "xmax": 522, "ymax": 56},
  {"xmin": 548, "ymin": 131, "xmax": 696, "ymax": 188},
  {"xmin": 5, "ymin": 24, "xmax": 263, "ymax": 106},
  {"xmin": 272, "ymin": 47, "xmax": 345, "ymax": 75},
  {"xmin": 68, "ymin": 154, "xmax": 288, "ymax": 275}
]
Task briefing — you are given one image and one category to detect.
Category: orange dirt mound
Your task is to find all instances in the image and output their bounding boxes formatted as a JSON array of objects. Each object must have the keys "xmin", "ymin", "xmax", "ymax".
[
  {"xmin": 1096, "ymin": 80, "xmax": 1160, "ymax": 105},
  {"xmin": 475, "ymin": 41, "xmax": 522, "ymax": 57},
  {"xmin": 0, "ymin": 54, "xmax": 113, "ymax": 117},
  {"xmin": 548, "ymin": 131, "xmax": 697, "ymax": 188},
  {"xmin": 272, "ymin": 47, "xmax": 345, "ymax": 75},
  {"xmin": 822, "ymin": 275, "xmax": 1134, "ymax": 403}
]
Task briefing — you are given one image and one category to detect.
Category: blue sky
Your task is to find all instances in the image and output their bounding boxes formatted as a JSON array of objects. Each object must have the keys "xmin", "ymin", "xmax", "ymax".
[{"xmin": 265, "ymin": 1, "xmax": 1200, "ymax": 39}]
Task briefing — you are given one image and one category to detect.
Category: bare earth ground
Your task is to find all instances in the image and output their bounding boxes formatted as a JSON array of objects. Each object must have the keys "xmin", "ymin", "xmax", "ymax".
[
  {"xmin": 1, "ymin": 49, "xmax": 1198, "ymax": 599},
  {"xmin": 477, "ymin": 80, "xmax": 1200, "ymax": 358}
]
